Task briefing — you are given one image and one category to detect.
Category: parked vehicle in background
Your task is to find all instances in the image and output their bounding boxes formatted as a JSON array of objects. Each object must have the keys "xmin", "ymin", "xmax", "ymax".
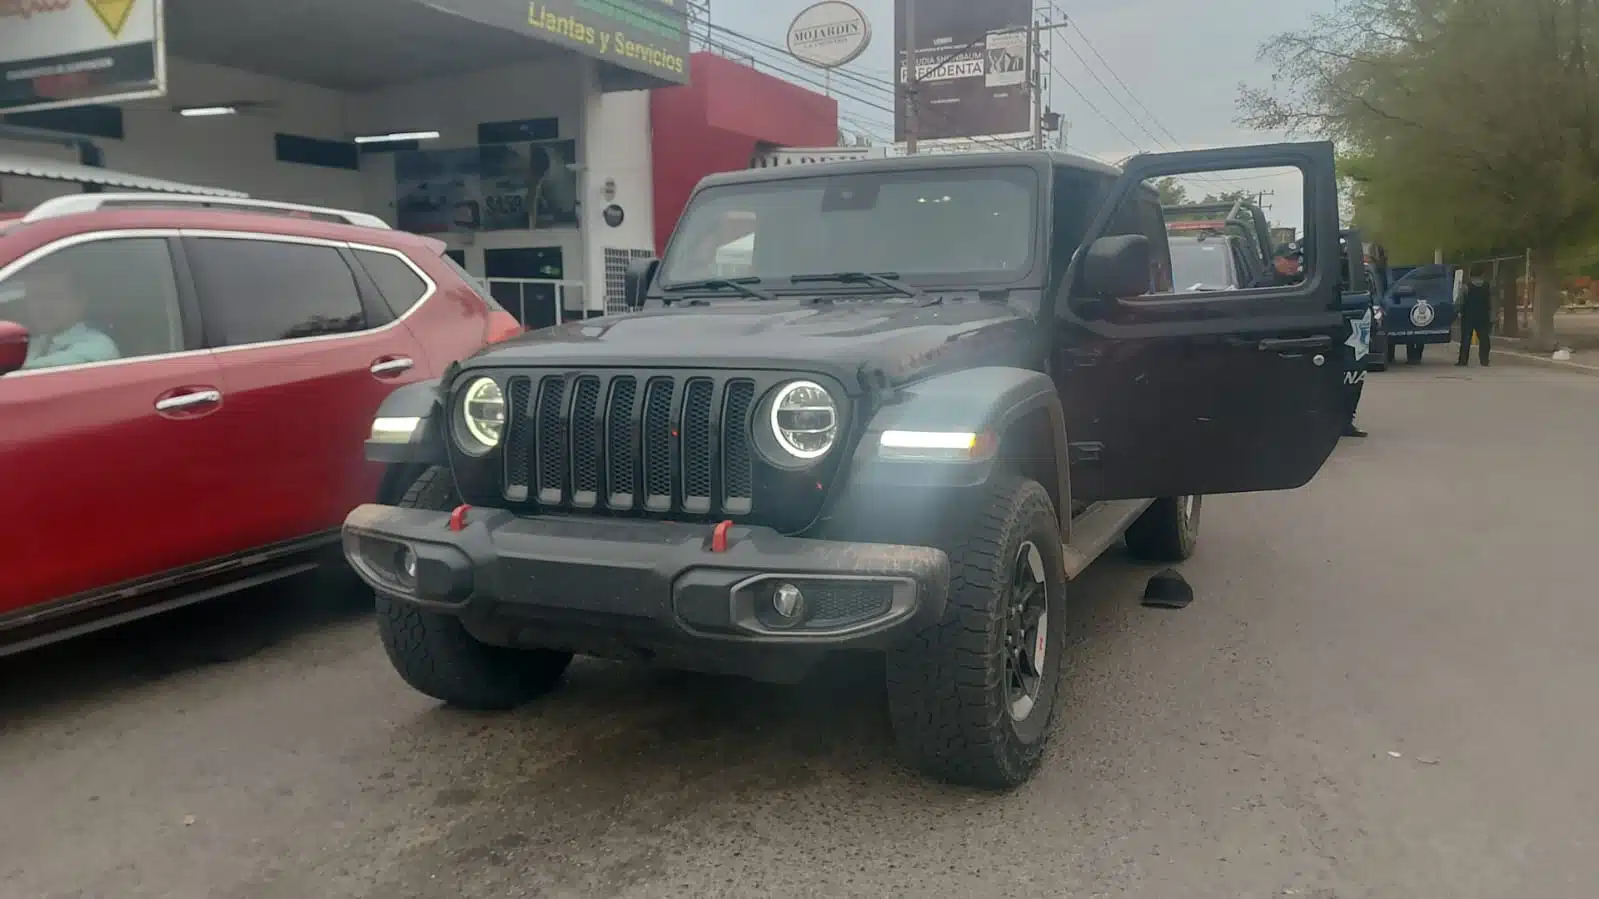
[
  {"xmin": 0, "ymin": 193, "xmax": 522, "ymax": 657},
  {"xmin": 1164, "ymin": 199, "xmax": 1277, "ymax": 287},
  {"xmin": 342, "ymin": 142, "xmax": 1352, "ymax": 789},
  {"xmin": 1169, "ymin": 233, "xmax": 1244, "ymax": 290},
  {"xmin": 1378, "ymin": 263, "xmax": 1457, "ymax": 365}
]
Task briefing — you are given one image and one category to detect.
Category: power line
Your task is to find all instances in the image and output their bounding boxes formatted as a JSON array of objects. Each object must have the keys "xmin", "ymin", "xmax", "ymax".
[
  {"xmin": 1060, "ymin": 11, "xmax": 1186, "ymax": 148},
  {"xmin": 1046, "ymin": 58, "xmax": 1142, "ymax": 150},
  {"xmin": 1054, "ymin": 30, "xmax": 1173, "ymax": 152}
]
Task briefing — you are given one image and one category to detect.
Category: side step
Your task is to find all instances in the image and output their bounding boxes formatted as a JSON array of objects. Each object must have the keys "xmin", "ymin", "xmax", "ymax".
[{"xmin": 1060, "ymin": 499, "xmax": 1154, "ymax": 580}]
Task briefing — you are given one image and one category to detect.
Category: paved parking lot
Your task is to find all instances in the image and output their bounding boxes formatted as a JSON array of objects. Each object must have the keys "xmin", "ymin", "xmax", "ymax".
[{"xmin": 3, "ymin": 359, "xmax": 1597, "ymax": 899}]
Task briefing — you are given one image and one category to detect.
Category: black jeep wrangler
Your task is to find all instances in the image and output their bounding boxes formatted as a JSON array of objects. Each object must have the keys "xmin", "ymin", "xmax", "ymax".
[{"xmin": 344, "ymin": 143, "xmax": 1350, "ymax": 789}]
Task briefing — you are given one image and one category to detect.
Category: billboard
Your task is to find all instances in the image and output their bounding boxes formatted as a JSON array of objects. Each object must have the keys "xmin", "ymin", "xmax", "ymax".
[
  {"xmin": 419, "ymin": 0, "xmax": 690, "ymax": 85},
  {"xmin": 0, "ymin": 0, "xmax": 165, "ymax": 114},
  {"xmin": 395, "ymin": 140, "xmax": 579, "ymax": 235},
  {"xmin": 894, "ymin": 0, "xmax": 1030, "ymax": 142}
]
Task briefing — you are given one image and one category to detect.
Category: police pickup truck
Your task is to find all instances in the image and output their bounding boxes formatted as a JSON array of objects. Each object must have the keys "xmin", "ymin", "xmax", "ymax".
[{"xmin": 343, "ymin": 143, "xmax": 1351, "ymax": 789}]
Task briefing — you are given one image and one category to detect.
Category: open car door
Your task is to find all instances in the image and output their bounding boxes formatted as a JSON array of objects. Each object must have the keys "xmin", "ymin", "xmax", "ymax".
[{"xmin": 1055, "ymin": 141, "xmax": 1348, "ymax": 503}]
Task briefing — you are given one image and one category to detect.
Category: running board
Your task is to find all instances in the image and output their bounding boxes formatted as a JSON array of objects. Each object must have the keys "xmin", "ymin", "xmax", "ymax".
[{"xmin": 1060, "ymin": 499, "xmax": 1155, "ymax": 580}]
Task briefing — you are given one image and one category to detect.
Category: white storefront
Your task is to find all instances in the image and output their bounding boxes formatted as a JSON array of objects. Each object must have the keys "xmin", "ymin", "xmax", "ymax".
[{"xmin": 0, "ymin": 0, "xmax": 686, "ymax": 325}]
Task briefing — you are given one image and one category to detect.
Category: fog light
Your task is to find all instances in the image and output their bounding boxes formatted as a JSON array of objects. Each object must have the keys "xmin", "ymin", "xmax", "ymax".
[
  {"xmin": 771, "ymin": 583, "xmax": 806, "ymax": 623},
  {"xmin": 397, "ymin": 545, "xmax": 418, "ymax": 584}
]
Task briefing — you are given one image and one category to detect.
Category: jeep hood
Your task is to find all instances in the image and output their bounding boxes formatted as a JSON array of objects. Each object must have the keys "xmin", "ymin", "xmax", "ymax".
[{"xmin": 463, "ymin": 298, "xmax": 1042, "ymax": 392}]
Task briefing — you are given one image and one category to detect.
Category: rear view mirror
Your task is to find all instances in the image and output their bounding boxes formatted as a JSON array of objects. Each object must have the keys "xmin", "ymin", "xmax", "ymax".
[
  {"xmin": 1081, "ymin": 235, "xmax": 1152, "ymax": 298},
  {"xmin": 0, "ymin": 320, "xmax": 29, "ymax": 376},
  {"xmin": 624, "ymin": 258, "xmax": 659, "ymax": 310}
]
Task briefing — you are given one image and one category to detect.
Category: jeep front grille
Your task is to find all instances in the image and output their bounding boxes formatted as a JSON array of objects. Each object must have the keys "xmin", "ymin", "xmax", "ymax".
[{"xmin": 502, "ymin": 373, "xmax": 757, "ymax": 517}]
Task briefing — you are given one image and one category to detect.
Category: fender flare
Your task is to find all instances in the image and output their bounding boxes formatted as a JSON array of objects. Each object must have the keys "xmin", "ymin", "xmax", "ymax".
[
  {"xmin": 829, "ymin": 367, "xmax": 1071, "ymax": 529},
  {"xmin": 364, "ymin": 378, "xmax": 448, "ymax": 468}
]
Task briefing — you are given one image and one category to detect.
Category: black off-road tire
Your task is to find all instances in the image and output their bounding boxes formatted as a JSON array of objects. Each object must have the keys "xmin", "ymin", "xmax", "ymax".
[
  {"xmin": 885, "ymin": 475, "xmax": 1068, "ymax": 790},
  {"xmin": 376, "ymin": 466, "xmax": 572, "ymax": 710},
  {"xmin": 1124, "ymin": 495, "xmax": 1202, "ymax": 563},
  {"xmin": 1406, "ymin": 343, "xmax": 1425, "ymax": 364}
]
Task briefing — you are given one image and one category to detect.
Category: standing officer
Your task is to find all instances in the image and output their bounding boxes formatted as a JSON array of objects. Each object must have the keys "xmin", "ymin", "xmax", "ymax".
[{"xmin": 1457, "ymin": 267, "xmax": 1493, "ymax": 366}]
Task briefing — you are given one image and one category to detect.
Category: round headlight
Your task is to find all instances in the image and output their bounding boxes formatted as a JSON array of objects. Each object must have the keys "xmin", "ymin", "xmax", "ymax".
[
  {"xmin": 769, "ymin": 380, "xmax": 837, "ymax": 460},
  {"xmin": 458, "ymin": 377, "xmax": 505, "ymax": 454}
]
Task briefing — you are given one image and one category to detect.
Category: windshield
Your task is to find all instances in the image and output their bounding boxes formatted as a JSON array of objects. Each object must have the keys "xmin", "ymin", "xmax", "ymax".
[
  {"xmin": 1169, "ymin": 238, "xmax": 1235, "ymax": 290},
  {"xmin": 659, "ymin": 166, "xmax": 1039, "ymax": 288}
]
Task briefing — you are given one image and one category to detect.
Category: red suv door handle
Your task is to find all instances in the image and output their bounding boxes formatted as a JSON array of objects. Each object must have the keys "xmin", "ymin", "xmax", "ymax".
[
  {"xmin": 154, "ymin": 386, "xmax": 223, "ymax": 418},
  {"xmin": 370, "ymin": 356, "xmax": 415, "ymax": 379}
]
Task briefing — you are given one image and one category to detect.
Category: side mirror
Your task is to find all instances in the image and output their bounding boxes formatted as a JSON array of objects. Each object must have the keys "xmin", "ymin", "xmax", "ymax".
[
  {"xmin": 1080, "ymin": 235, "xmax": 1152, "ymax": 299},
  {"xmin": 623, "ymin": 258, "xmax": 659, "ymax": 310},
  {"xmin": 0, "ymin": 320, "xmax": 29, "ymax": 376}
]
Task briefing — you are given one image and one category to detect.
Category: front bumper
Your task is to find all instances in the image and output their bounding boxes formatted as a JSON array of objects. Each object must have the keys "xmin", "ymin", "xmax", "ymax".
[{"xmin": 342, "ymin": 504, "xmax": 950, "ymax": 671}]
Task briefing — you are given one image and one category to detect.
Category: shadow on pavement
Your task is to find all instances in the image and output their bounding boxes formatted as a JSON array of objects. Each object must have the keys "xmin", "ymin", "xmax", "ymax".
[{"xmin": 0, "ymin": 567, "xmax": 373, "ymax": 721}]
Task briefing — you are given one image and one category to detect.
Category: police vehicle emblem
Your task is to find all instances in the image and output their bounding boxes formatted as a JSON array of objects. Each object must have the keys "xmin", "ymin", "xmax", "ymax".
[
  {"xmin": 1346, "ymin": 307, "xmax": 1371, "ymax": 362},
  {"xmin": 1410, "ymin": 300, "xmax": 1436, "ymax": 328}
]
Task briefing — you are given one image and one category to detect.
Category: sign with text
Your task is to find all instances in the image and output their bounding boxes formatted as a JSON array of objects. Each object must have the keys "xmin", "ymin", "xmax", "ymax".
[
  {"xmin": 0, "ymin": 0, "xmax": 165, "ymax": 113},
  {"xmin": 893, "ymin": 0, "xmax": 1030, "ymax": 141},
  {"xmin": 395, "ymin": 140, "xmax": 579, "ymax": 234},
  {"xmin": 785, "ymin": 1, "xmax": 871, "ymax": 69},
  {"xmin": 419, "ymin": 0, "xmax": 689, "ymax": 85},
  {"xmin": 749, "ymin": 146, "xmax": 888, "ymax": 168}
]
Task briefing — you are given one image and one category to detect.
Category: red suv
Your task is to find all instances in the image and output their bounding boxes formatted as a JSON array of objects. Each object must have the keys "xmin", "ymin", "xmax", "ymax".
[{"xmin": 0, "ymin": 193, "xmax": 521, "ymax": 656}]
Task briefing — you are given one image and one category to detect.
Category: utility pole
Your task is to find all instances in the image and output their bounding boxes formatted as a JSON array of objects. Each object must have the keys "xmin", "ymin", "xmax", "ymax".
[
  {"xmin": 903, "ymin": 0, "xmax": 919, "ymax": 154},
  {"xmin": 1029, "ymin": 19, "xmax": 1043, "ymax": 150}
]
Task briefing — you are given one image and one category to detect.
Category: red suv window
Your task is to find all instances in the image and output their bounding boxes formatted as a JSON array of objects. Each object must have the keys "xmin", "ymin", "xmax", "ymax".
[{"xmin": 186, "ymin": 238, "xmax": 367, "ymax": 344}]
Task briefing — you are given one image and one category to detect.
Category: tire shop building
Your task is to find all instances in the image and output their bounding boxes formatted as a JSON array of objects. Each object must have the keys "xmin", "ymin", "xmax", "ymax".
[{"xmin": 0, "ymin": 0, "xmax": 837, "ymax": 326}]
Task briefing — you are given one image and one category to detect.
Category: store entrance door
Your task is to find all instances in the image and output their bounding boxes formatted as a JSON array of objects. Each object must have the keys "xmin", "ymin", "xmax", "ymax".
[{"xmin": 485, "ymin": 247, "xmax": 565, "ymax": 330}]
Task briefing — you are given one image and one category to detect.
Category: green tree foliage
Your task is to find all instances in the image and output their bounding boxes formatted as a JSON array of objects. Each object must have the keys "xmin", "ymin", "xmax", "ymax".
[
  {"xmin": 1153, "ymin": 176, "xmax": 1189, "ymax": 206},
  {"xmin": 1239, "ymin": 0, "xmax": 1599, "ymax": 350}
]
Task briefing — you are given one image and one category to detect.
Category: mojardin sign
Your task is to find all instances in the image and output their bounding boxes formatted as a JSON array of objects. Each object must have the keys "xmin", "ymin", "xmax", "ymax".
[{"xmin": 785, "ymin": 1, "xmax": 872, "ymax": 69}]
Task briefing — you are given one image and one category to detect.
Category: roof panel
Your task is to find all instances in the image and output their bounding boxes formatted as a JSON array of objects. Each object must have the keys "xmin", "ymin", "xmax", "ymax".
[{"xmin": 0, "ymin": 153, "xmax": 245, "ymax": 197}]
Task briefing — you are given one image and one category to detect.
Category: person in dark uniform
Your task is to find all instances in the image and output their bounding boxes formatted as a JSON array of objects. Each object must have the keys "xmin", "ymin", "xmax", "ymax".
[
  {"xmin": 1457, "ymin": 267, "xmax": 1493, "ymax": 366},
  {"xmin": 1250, "ymin": 242, "xmax": 1305, "ymax": 288}
]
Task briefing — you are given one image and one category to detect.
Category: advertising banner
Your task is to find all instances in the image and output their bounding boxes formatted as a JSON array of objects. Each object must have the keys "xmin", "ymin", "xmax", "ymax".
[
  {"xmin": 395, "ymin": 140, "xmax": 579, "ymax": 234},
  {"xmin": 893, "ymin": 0, "xmax": 1030, "ymax": 142},
  {"xmin": 0, "ymin": 0, "xmax": 165, "ymax": 114},
  {"xmin": 419, "ymin": 0, "xmax": 690, "ymax": 85}
]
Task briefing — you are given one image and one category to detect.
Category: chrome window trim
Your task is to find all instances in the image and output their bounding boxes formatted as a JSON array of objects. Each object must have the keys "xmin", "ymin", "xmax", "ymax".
[
  {"xmin": 0, "ymin": 228, "xmax": 442, "ymax": 379},
  {"xmin": 0, "ymin": 229, "xmax": 199, "ymax": 380},
  {"xmin": 180, "ymin": 230, "xmax": 439, "ymax": 357}
]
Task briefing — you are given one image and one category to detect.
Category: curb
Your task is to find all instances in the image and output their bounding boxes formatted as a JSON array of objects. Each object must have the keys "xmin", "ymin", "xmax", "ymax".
[{"xmin": 1484, "ymin": 345, "xmax": 1599, "ymax": 376}]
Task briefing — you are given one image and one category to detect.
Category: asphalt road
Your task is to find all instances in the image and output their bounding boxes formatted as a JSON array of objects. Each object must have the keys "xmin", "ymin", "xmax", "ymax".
[{"xmin": 4, "ymin": 357, "xmax": 1597, "ymax": 899}]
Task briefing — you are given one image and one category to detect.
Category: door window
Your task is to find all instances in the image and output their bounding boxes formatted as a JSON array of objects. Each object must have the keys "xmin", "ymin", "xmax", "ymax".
[
  {"xmin": 1136, "ymin": 167, "xmax": 1309, "ymax": 298},
  {"xmin": 354, "ymin": 249, "xmax": 431, "ymax": 318},
  {"xmin": 0, "ymin": 237, "xmax": 184, "ymax": 371},
  {"xmin": 187, "ymin": 238, "xmax": 366, "ymax": 346}
]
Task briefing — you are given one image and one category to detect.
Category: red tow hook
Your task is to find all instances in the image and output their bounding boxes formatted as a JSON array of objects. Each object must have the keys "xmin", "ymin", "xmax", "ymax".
[
  {"xmin": 448, "ymin": 504, "xmax": 472, "ymax": 532},
  {"xmin": 710, "ymin": 519, "xmax": 733, "ymax": 553}
]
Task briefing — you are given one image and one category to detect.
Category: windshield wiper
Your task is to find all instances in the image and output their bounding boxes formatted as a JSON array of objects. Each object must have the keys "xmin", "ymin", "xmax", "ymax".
[
  {"xmin": 659, "ymin": 277, "xmax": 774, "ymax": 302},
  {"xmin": 790, "ymin": 271, "xmax": 924, "ymax": 298}
]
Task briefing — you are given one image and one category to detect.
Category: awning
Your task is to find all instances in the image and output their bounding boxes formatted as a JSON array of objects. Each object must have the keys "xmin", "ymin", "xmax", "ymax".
[{"xmin": 0, "ymin": 152, "xmax": 245, "ymax": 198}]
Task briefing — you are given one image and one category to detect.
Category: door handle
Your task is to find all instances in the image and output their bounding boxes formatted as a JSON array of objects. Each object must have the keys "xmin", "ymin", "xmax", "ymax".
[
  {"xmin": 154, "ymin": 389, "xmax": 222, "ymax": 412},
  {"xmin": 1257, "ymin": 336, "xmax": 1333, "ymax": 352},
  {"xmin": 370, "ymin": 357, "xmax": 415, "ymax": 376}
]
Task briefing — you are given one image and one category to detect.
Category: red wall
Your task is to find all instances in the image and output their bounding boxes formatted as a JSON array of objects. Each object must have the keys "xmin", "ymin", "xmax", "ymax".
[{"xmin": 649, "ymin": 52, "xmax": 838, "ymax": 255}]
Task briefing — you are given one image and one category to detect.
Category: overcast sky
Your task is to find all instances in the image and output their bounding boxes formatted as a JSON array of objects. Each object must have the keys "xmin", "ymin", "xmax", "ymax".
[{"xmin": 709, "ymin": 0, "xmax": 1325, "ymax": 228}]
